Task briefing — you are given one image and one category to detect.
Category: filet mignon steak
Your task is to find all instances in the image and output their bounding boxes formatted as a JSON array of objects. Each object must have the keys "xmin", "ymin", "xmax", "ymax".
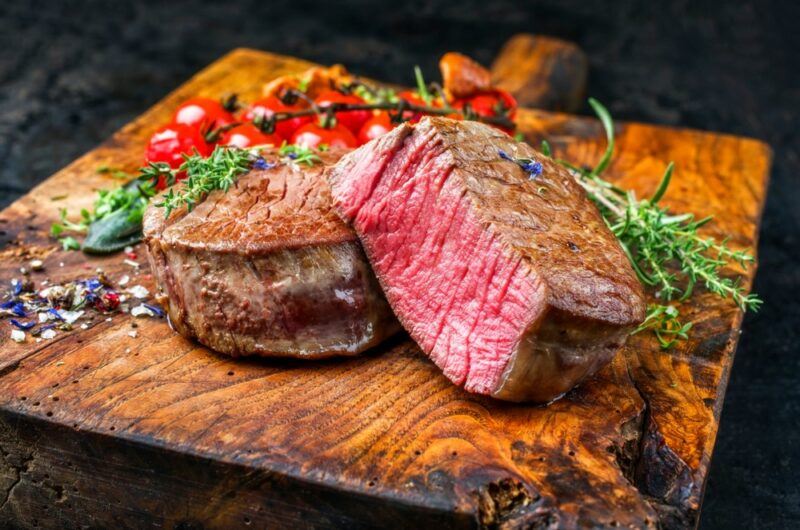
[
  {"xmin": 143, "ymin": 148, "xmax": 399, "ymax": 358},
  {"xmin": 327, "ymin": 117, "xmax": 646, "ymax": 402}
]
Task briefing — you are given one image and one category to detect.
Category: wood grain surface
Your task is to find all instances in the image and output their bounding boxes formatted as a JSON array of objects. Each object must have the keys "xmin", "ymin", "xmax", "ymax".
[{"xmin": 0, "ymin": 47, "xmax": 770, "ymax": 529}]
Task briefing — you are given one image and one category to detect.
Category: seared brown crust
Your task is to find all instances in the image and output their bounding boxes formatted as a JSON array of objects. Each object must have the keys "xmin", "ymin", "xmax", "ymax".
[
  {"xmin": 421, "ymin": 118, "xmax": 646, "ymax": 327},
  {"xmin": 143, "ymin": 148, "xmax": 399, "ymax": 358},
  {"xmin": 146, "ymin": 149, "xmax": 355, "ymax": 255}
]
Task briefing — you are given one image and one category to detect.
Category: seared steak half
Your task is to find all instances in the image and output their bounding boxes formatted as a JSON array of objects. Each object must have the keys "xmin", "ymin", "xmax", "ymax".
[
  {"xmin": 327, "ymin": 118, "xmax": 645, "ymax": 401},
  {"xmin": 143, "ymin": 149, "xmax": 399, "ymax": 358}
]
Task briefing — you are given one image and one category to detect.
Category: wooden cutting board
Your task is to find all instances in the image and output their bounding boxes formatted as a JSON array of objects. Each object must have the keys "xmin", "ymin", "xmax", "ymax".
[{"xmin": 0, "ymin": 35, "xmax": 770, "ymax": 529}]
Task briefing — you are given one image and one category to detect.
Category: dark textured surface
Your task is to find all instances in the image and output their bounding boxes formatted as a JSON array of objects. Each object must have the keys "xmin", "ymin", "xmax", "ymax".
[{"xmin": 0, "ymin": 1, "xmax": 797, "ymax": 528}]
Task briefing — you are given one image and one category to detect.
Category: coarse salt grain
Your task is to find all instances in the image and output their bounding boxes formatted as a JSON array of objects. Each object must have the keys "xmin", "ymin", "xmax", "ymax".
[
  {"xmin": 59, "ymin": 310, "xmax": 84, "ymax": 325},
  {"xmin": 10, "ymin": 330, "xmax": 25, "ymax": 343},
  {"xmin": 118, "ymin": 275, "xmax": 130, "ymax": 287},
  {"xmin": 126, "ymin": 285, "xmax": 149, "ymax": 299},
  {"xmin": 128, "ymin": 330, "xmax": 138, "ymax": 338},
  {"xmin": 131, "ymin": 304, "xmax": 155, "ymax": 318},
  {"xmin": 123, "ymin": 259, "xmax": 140, "ymax": 268},
  {"xmin": 41, "ymin": 329, "xmax": 57, "ymax": 340}
]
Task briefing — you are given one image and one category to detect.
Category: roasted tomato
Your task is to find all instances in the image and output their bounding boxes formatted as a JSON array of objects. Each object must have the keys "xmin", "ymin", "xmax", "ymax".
[
  {"xmin": 221, "ymin": 123, "xmax": 281, "ymax": 149},
  {"xmin": 291, "ymin": 122, "xmax": 358, "ymax": 149},
  {"xmin": 314, "ymin": 90, "xmax": 371, "ymax": 134},
  {"xmin": 439, "ymin": 52, "xmax": 493, "ymax": 100},
  {"xmin": 357, "ymin": 112, "xmax": 393, "ymax": 144},
  {"xmin": 172, "ymin": 97, "xmax": 236, "ymax": 132},
  {"xmin": 244, "ymin": 96, "xmax": 310, "ymax": 140},
  {"xmin": 145, "ymin": 123, "xmax": 212, "ymax": 169},
  {"xmin": 451, "ymin": 89, "xmax": 518, "ymax": 125}
]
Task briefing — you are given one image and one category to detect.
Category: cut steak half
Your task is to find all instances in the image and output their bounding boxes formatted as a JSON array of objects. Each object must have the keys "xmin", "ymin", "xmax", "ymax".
[
  {"xmin": 327, "ymin": 117, "xmax": 646, "ymax": 402},
  {"xmin": 143, "ymin": 148, "xmax": 399, "ymax": 359}
]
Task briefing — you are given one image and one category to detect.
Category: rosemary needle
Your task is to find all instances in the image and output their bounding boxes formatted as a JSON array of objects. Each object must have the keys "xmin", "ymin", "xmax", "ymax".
[{"xmin": 551, "ymin": 98, "xmax": 761, "ymax": 348}]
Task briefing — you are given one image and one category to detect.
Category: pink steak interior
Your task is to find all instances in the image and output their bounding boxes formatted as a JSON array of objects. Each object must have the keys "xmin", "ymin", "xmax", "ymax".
[{"xmin": 332, "ymin": 125, "xmax": 546, "ymax": 395}]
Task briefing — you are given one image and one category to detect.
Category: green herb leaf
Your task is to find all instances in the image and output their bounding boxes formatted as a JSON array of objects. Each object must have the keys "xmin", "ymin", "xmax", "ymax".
[
  {"xmin": 414, "ymin": 66, "xmax": 433, "ymax": 106},
  {"xmin": 59, "ymin": 236, "xmax": 81, "ymax": 251},
  {"xmin": 550, "ymin": 98, "xmax": 761, "ymax": 347},
  {"xmin": 633, "ymin": 304, "xmax": 693, "ymax": 349},
  {"xmin": 278, "ymin": 142, "xmax": 322, "ymax": 166}
]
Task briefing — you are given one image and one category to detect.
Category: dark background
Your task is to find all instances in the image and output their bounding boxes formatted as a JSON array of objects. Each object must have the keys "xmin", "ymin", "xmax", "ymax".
[{"xmin": 1, "ymin": 1, "xmax": 797, "ymax": 528}]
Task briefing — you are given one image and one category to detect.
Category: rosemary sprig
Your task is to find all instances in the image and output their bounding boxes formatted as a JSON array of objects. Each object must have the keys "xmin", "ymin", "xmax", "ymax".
[
  {"xmin": 547, "ymin": 98, "xmax": 761, "ymax": 347},
  {"xmin": 414, "ymin": 66, "xmax": 434, "ymax": 106}
]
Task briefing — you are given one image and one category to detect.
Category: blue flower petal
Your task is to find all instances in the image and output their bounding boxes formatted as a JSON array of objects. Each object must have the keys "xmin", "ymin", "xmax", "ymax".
[
  {"xmin": 2, "ymin": 302, "xmax": 26, "ymax": 317},
  {"xmin": 10, "ymin": 319, "xmax": 35, "ymax": 330},
  {"xmin": 252, "ymin": 157, "xmax": 276, "ymax": 170},
  {"xmin": 143, "ymin": 303, "xmax": 165, "ymax": 318},
  {"xmin": 521, "ymin": 161, "xmax": 543, "ymax": 178},
  {"xmin": 498, "ymin": 150, "xmax": 514, "ymax": 161}
]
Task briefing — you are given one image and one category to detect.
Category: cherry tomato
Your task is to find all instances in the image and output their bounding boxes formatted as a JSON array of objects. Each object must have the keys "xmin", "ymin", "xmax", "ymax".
[
  {"xmin": 221, "ymin": 124, "xmax": 282, "ymax": 149},
  {"xmin": 244, "ymin": 96, "xmax": 310, "ymax": 140},
  {"xmin": 145, "ymin": 123, "xmax": 212, "ymax": 169},
  {"xmin": 314, "ymin": 91, "xmax": 371, "ymax": 134},
  {"xmin": 397, "ymin": 90, "xmax": 442, "ymax": 122},
  {"xmin": 172, "ymin": 97, "xmax": 236, "ymax": 132},
  {"xmin": 451, "ymin": 89, "xmax": 518, "ymax": 132},
  {"xmin": 291, "ymin": 122, "xmax": 358, "ymax": 150},
  {"xmin": 357, "ymin": 112, "xmax": 393, "ymax": 145}
]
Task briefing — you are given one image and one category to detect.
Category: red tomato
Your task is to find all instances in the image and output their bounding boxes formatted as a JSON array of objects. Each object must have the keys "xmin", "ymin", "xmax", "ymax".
[
  {"xmin": 291, "ymin": 122, "xmax": 358, "ymax": 150},
  {"xmin": 397, "ymin": 90, "xmax": 442, "ymax": 122},
  {"xmin": 244, "ymin": 96, "xmax": 310, "ymax": 140},
  {"xmin": 357, "ymin": 112, "xmax": 393, "ymax": 144},
  {"xmin": 221, "ymin": 124, "xmax": 281, "ymax": 148},
  {"xmin": 145, "ymin": 123, "xmax": 212, "ymax": 169},
  {"xmin": 451, "ymin": 89, "xmax": 518, "ymax": 131},
  {"xmin": 172, "ymin": 97, "xmax": 236, "ymax": 131},
  {"xmin": 314, "ymin": 91, "xmax": 371, "ymax": 134}
]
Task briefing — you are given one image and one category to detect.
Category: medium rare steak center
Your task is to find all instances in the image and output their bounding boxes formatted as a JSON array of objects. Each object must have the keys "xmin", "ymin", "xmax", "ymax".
[{"xmin": 327, "ymin": 117, "xmax": 646, "ymax": 402}]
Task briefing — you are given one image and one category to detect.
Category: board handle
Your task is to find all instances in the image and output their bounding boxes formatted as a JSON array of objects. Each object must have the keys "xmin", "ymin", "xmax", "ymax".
[{"xmin": 490, "ymin": 34, "xmax": 588, "ymax": 113}]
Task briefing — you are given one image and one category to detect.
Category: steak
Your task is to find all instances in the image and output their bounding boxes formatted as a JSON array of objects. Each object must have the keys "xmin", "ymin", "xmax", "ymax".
[
  {"xmin": 143, "ymin": 148, "xmax": 399, "ymax": 359},
  {"xmin": 327, "ymin": 117, "xmax": 646, "ymax": 402}
]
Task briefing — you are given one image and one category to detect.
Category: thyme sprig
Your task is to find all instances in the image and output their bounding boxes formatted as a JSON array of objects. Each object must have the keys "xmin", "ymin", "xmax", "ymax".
[
  {"xmin": 156, "ymin": 143, "xmax": 326, "ymax": 217},
  {"xmin": 546, "ymin": 98, "xmax": 761, "ymax": 347},
  {"xmin": 278, "ymin": 142, "xmax": 321, "ymax": 166},
  {"xmin": 634, "ymin": 304, "xmax": 693, "ymax": 349},
  {"xmin": 156, "ymin": 146, "xmax": 259, "ymax": 217}
]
